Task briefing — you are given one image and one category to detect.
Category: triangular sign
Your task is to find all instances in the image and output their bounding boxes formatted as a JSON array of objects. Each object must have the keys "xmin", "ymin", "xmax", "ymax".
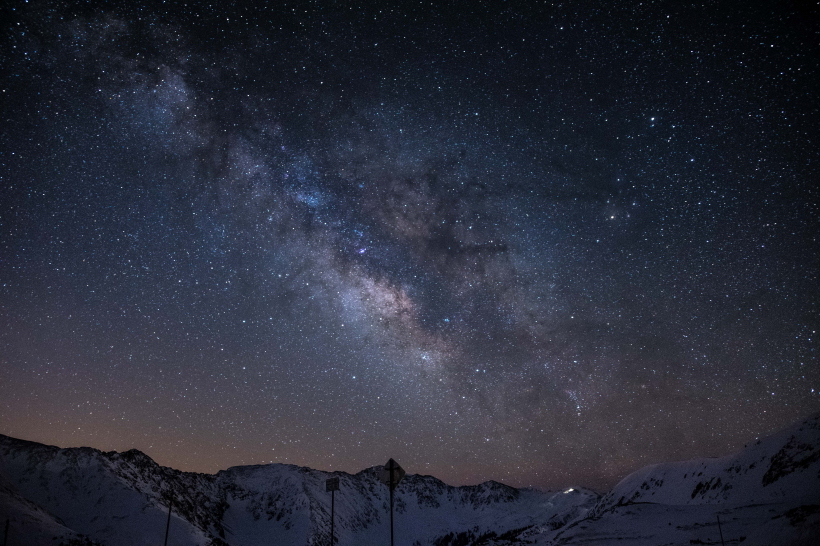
[{"xmin": 378, "ymin": 458, "xmax": 405, "ymax": 489}]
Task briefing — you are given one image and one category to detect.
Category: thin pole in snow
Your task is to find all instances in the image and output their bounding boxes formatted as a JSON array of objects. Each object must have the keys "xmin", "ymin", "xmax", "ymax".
[
  {"xmin": 330, "ymin": 489, "xmax": 335, "ymax": 546},
  {"xmin": 163, "ymin": 495, "xmax": 173, "ymax": 546},
  {"xmin": 326, "ymin": 476, "xmax": 340, "ymax": 546},
  {"xmin": 716, "ymin": 514, "xmax": 725, "ymax": 546}
]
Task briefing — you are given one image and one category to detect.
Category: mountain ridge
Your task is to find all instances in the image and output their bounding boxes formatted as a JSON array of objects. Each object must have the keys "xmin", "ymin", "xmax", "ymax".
[{"xmin": 1, "ymin": 412, "xmax": 818, "ymax": 545}]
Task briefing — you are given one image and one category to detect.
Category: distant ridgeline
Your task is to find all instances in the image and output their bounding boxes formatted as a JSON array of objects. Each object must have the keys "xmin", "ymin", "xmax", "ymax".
[{"xmin": 0, "ymin": 414, "xmax": 819, "ymax": 546}]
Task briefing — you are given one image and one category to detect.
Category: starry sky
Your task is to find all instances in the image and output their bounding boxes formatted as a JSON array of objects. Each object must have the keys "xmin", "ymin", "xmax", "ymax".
[{"xmin": 1, "ymin": 0, "xmax": 818, "ymax": 492}]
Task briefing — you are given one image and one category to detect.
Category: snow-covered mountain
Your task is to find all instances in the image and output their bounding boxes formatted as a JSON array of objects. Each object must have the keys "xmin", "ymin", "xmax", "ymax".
[
  {"xmin": 0, "ymin": 435, "xmax": 595, "ymax": 546},
  {"xmin": 527, "ymin": 412, "xmax": 820, "ymax": 545},
  {"xmin": 0, "ymin": 413, "xmax": 818, "ymax": 546}
]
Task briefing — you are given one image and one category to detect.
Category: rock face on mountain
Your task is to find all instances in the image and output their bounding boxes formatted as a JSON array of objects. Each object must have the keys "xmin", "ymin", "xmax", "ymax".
[{"xmin": 0, "ymin": 413, "xmax": 818, "ymax": 546}]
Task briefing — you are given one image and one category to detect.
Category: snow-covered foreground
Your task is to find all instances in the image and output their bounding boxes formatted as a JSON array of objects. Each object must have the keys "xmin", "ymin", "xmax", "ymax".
[{"xmin": 0, "ymin": 413, "xmax": 818, "ymax": 545}]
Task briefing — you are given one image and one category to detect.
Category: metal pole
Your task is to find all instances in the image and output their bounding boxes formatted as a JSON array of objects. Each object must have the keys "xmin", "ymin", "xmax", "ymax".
[
  {"xmin": 164, "ymin": 497, "xmax": 173, "ymax": 546},
  {"xmin": 330, "ymin": 489, "xmax": 335, "ymax": 546},
  {"xmin": 389, "ymin": 459, "xmax": 395, "ymax": 546},
  {"xmin": 716, "ymin": 514, "xmax": 725, "ymax": 546}
]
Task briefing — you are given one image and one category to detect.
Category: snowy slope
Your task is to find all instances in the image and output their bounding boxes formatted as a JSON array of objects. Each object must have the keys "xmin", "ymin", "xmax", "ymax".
[
  {"xmin": 0, "ymin": 437, "xmax": 217, "ymax": 545},
  {"xmin": 0, "ymin": 471, "xmax": 99, "ymax": 546},
  {"xmin": 594, "ymin": 412, "xmax": 820, "ymax": 510},
  {"xmin": 529, "ymin": 412, "xmax": 820, "ymax": 545}
]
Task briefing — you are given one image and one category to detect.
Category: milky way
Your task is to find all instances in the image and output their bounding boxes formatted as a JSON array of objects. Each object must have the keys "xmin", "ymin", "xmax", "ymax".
[{"xmin": 1, "ymin": 1, "xmax": 817, "ymax": 491}]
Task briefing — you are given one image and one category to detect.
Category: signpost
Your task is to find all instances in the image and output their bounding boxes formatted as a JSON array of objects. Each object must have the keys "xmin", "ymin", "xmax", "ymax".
[
  {"xmin": 378, "ymin": 459, "xmax": 405, "ymax": 546},
  {"xmin": 326, "ymin": 477, "xmax": 340, "ymax": 546}
]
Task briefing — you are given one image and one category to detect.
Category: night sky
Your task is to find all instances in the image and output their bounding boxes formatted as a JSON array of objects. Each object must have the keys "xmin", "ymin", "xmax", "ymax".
[{"xmin": 1, "ymin": 0, "xmax": 818, "ymax": 492}]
